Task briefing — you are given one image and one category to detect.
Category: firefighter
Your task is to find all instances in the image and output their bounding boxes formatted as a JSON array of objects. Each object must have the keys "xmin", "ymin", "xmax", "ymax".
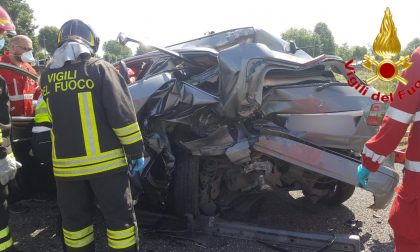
[
  {"xmin": 31, "ymin": 94, "xmax": 55, "ymax": 196},
  {"xmin": 0, "ymin": 35, "xmax": 39, "ymax": 116},
  {"xmin": 40, "ymin": 19, "xmax": 144, "ymax": 251},
  {"xmin": 32, "ymin": 94, "xmax": 52, "ymax": 165},
  {"xmin": 0, "ymin": 6, "xmax": 22, "ymax": 252},
  {"xmin": 357, "ymin": 46, "xmax": 420, "ymax": 252}
]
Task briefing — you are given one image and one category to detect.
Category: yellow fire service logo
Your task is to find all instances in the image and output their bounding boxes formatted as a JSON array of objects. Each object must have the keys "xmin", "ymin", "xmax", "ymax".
[{"xmin": 362, "ymin": 7, "xmax": 411, "ymax": 85}]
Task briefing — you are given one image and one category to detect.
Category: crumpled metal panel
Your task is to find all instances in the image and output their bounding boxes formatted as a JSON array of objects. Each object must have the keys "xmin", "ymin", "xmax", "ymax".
[
  {"xmin": 129, "ymin": 73, "xmax": 222, "ymax": 159},
  {"xmin": 260, "ymin": 84, "xmax": 375, "ymax": 116},
  {"xmin": 225, "ymin": 140, "xmax": 251, "ymax": 164},
  {"xmin": 130, "ymin": 73, "xmax": 219, "ymax": 121},
  {"xmin": 129, "ymin": 73, "xmax": 174, "ymax": 112},
  {"xmin": 180, "ymin": 126, "xmax": 234, "ymax": 156},
  {"xmin": 217, "ymin": 43, "xmax": 305, "ymax": 119},
  {"xmin": 253, "ymin": 131, "xmax": 398, "ymax": 209}
]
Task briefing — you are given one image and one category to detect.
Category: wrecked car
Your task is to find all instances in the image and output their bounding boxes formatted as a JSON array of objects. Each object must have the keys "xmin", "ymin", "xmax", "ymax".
[
  {"xmin": 117, "ymin": 27, "xmax": 399, "ymax": 217},
  {"xmin": 2, "ymin": 27, "xmax": 399, "ymax": 217}
]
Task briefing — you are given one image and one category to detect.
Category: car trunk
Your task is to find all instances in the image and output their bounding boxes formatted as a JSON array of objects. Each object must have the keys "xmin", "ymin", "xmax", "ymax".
[{"xmin": 261, "ymin": 83, "xmax": 379, "ymax": 151}]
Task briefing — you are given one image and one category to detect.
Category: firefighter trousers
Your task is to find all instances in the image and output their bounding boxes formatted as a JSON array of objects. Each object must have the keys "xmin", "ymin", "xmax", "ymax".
[
  {"xmin": 56, "ymin": 171, "xmax": 139, "ymax": 252},
  {"xmin": 0, "ymin": 185, "xmax": 15, "ymax": 252}
]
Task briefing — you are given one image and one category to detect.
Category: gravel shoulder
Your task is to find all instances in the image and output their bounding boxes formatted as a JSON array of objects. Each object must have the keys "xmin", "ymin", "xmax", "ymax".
[{"xmin": 9, "ymin": 165, "xmax": 401, "ymax": 252}]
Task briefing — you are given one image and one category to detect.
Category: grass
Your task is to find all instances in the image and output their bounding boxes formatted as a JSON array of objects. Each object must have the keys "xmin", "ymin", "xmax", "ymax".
[
  {"xmin": 355, "ymin": 68, "xmax": 397, "ymax": 94},
  {"xmin": 334, "ymin": 68, "xmax": 397, "ymax": 94}
]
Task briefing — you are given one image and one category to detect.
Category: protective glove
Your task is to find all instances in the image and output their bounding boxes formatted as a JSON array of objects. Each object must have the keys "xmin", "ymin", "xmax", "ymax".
[
  {"xmin": 0, "ymin": 155, "xmax": 22, "ymax": 186},
  {"xmin": 128, "ymin": 156, "xmax": 145, "ymax": 176},
  {"xmin": 357, "ymin": 164, "xmax": 370, "ymax": 189}
]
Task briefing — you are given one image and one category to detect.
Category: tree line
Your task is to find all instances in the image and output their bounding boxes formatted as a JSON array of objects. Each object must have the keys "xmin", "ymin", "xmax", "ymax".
[
  {"xmin": 281, "ymin": 22, "xmax": 419, "ymax": 61},
  {"xmin": 2, "ymin": 0, "xmax": 420, "ymax": 63}
]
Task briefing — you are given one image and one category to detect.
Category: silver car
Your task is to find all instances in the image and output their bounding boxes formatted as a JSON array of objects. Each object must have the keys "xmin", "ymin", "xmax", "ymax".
[{"xmin": 123, "ymin": 28, "xmax": 399, "ymax": 216}]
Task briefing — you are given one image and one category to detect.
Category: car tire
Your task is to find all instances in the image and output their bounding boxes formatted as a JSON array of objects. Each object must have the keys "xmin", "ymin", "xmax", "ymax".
[
  {"xmin": 320, "ymin": 181, "xmax": 355, "ymax": 206},
  {"xmin": 172, "ymin": 153, "xmax": 199, "ymax": 217},
  {"xmin": 303, "ymin": 180, "xmax": 355, "ymax": 206}
]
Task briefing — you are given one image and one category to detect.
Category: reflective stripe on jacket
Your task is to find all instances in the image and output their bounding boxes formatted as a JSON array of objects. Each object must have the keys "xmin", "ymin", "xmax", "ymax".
[
  {"xmin": 0, "ymin": 226, "xmax": 13, "ymax": 251},
  {"xmin": 40, "ymin": 56, "xmax": 143, "ymax": 180},
  {"xmin": 34, "ymin": 95, "xmax": 51, "ymax": 127}
]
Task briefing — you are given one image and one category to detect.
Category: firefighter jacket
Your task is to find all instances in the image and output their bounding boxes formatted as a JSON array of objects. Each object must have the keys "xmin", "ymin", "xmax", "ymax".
[
  {"xmin": 32, "ymin": 95, "xmax": 51, "ymax": 134},
  {"xmin": 40, "ymin": 56, "xmax": 143, "ymax": 180},
  {"xmin": 33, "ymin": 95, "xmax": 51, "ymax": 127},
  {"xmin": 0, "ymin": 79, "xmax": 14, "ymax": 251},
  {"xmin": 0, "ymin": 51, "xmax": 40, "ymax": 116},
  {"xmin": 362, "ymin": 46, "xmax": 420, "ymax": 173}
]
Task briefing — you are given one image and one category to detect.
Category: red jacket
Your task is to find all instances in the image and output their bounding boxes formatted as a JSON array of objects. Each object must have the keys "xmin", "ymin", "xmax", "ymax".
[
  {"xmin": 0, "ymin": 51, "xmax": 39, "ymax": 116},
  {"xmin": 362, "ymin": 47, "xmax": 420, "ymax": 173}
]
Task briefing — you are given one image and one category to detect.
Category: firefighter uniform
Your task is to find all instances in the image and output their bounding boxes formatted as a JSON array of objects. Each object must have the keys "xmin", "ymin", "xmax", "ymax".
[
  {"xmin": 0, "ymin": 5, "xmax": 19, "ymax": 251},
  {"xmin": 31, "ymin": 95, "xmax": 55, "ymax": 195},
  {"xmin": 33, "ymin": 95, "xmax": 50, "ymax": 127},
  {"xmin": 0, "ymin": 138, "xmax": 13, "ymax": 252},
  {"xmin": 0, "ymin": 76, "xmax": 16, "ymax": 252},
  {"xmin": 361, "ymin": 46, "xmax": 420, "ymax": 252},
  {"xmin": 32, "ymin": 95, "xmax": 52, "ymax": 165},
  {"xmin": 40, "ymin": 55, "xmax": 143, "ymax": 251}
]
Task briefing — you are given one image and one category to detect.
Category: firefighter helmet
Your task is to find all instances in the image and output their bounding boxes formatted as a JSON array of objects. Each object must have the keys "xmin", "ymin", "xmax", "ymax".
[
  {"xmin": 57, "ymin": 19, "xmax": 100, "ymax": 53},
  {"xmin": 0, "ymin": 5, "xmax": 16, "ymax": 36}
]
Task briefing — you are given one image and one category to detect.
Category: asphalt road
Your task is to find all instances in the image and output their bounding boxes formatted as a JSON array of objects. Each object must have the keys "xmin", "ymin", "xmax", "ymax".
[{"xmin": 9, "ymin": 165, "xmax": 401, "ymax": 252}]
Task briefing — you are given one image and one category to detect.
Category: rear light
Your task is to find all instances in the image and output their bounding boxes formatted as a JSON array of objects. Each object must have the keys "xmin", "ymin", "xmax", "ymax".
[{"xmin": 367, "ymin": 103, "xmax": 385, "ymax": 126}]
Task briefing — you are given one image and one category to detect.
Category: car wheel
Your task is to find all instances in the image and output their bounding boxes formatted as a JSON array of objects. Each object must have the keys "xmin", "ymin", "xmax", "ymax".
[
  {"xmin": 323, "ymin": 181, "xmax": 355, "ymax": 206},
  {"xmin": 171, "ymin": 153, "xmax": 199, "ymax": 217},
  {"xmin": 320, "ymin": 180, "xmax": 355, "ymax": 206},
  {"xmin": 303, "ymin": 179, "xmax": 355, "ymax": 206}
]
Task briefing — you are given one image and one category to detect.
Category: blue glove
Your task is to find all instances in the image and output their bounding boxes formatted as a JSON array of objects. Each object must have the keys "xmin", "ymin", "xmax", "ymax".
[
  {"xmin": 357, "ymin": 164, "xmax": 370, "ymax": 189},
  {"xmin": 129, "ymin": 156, "xmax": 145, "ymax": 175}
]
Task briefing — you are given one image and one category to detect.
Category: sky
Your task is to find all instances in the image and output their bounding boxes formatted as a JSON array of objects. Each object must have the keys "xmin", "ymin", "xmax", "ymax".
[{"xmin": 24, "ymin": 0, "xmax": 419, "ymax": 56}]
